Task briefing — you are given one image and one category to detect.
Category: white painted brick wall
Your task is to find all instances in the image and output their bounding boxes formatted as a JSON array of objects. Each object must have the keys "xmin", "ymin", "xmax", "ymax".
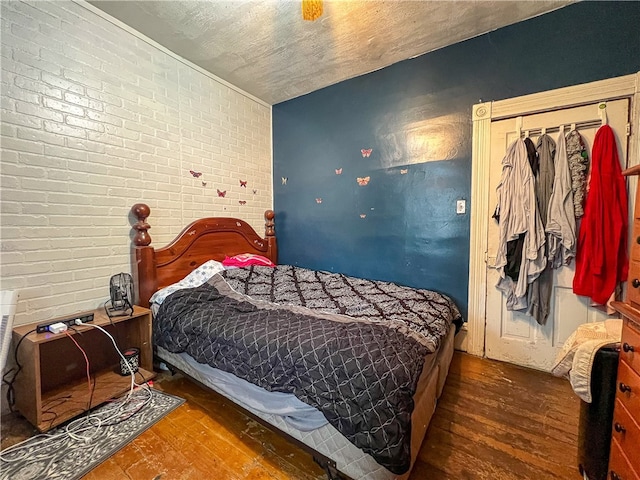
[{"xmin": 0, "ymin": 0, "xmax": 273, "ymax": 326}]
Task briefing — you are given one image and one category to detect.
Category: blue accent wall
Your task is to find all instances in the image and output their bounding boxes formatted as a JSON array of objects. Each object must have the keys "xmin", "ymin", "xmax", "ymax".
[{"xmin": 272, "ymin": 1, "xmax": 640, "ymax": 319}]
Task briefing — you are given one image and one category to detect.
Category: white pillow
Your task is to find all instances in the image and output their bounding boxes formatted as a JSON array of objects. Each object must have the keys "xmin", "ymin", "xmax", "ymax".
[{"xmin": 150, "ymin": 260, "xmax": 225, "ymax": 306}]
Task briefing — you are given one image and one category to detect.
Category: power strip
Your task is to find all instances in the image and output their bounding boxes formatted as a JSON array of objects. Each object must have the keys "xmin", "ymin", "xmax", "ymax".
[{"xmin": 36, "ymin": 312, "xmax": 95, "ymax": 334}]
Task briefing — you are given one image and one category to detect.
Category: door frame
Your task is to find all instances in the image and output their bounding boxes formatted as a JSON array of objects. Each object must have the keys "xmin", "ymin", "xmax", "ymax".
[{"xmin": 464, "ymin": 72, "xmax": 640, "ymax": 357}]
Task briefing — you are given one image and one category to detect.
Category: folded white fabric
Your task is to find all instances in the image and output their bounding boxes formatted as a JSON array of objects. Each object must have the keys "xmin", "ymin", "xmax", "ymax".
[{"xmin": 551, "ymin": 318, "xmax": 622, "ymax": 402}]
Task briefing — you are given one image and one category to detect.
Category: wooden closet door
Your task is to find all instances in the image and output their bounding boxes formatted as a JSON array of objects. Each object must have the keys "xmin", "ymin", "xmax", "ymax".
[{"xmin": 485, "ymin": 99, "xmax": 630, "ymax": 371}]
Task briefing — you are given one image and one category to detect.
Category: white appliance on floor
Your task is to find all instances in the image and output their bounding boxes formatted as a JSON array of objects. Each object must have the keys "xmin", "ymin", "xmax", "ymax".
[{"xmin": 1, "ymin": 290, "xmax": 19, "ymax": 373}]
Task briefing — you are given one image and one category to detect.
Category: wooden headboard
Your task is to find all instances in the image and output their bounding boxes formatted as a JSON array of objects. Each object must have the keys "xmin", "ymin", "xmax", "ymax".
[{"xmin": 130, "ymin": 203, "xmax": 277, "ymax": 307}]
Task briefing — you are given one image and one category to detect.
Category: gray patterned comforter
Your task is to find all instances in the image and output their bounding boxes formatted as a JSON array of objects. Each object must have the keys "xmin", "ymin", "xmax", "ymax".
[
  {"xmin": 154, "ymin": 267, "xmax": 461, "ymax": 474},
  {"xmin": 222, "ymin": 265, "xmax": 461, "ymax": 353}
]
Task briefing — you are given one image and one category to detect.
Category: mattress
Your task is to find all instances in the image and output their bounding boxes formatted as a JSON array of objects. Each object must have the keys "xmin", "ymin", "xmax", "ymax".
[{"xmin": 156, "ymin": 325, "xmax": 455, "ymax": 480}]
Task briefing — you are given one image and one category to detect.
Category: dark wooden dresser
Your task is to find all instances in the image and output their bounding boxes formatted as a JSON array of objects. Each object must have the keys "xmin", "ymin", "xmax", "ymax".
[{"xmin": 610, "ymin": 165, "xmax": 640, "ymax": 480}]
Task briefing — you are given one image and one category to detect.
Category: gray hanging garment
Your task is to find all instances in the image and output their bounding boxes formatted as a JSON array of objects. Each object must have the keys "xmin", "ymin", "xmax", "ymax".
[
  {"xmin": 527, "ymin": 134, "xmax": 556, "ymax": 325},
  {"xmin": 498, "ymin": 138, "xmax": 539, "ymax": 282},
  {"xmin": 565, "ymin": 129, "xmax": 590, "ymax": 218},
  {"xmin": 546, "ymin": 126, "xmax": 577, "ymax": 268},
  {"xmin": 494, "ymin": 138, "xmax": 546, "ymax": 311}
]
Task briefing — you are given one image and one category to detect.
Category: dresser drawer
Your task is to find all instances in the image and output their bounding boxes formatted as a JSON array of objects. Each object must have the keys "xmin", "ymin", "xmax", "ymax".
[
  {"xmin": 632, "ymin": 222, "xmax": 640, "ymax": 261},
  {"xmin": 616, "ymin": 359, "xmax": 640, "ymax": 417},
  {"xmin": 609, "ymin": 437, "xmax": 640, "ymax": 480},
  {"xmin": 628, "ymin": 260, "xmax": 640, "ymax": 306},
  {"xmin": 611, "ymin": 399, "xmax": 640, "ymax": 467},
  {"xmin": 621, "ymin": 319, "xmax": 640, "ymax": 374}
]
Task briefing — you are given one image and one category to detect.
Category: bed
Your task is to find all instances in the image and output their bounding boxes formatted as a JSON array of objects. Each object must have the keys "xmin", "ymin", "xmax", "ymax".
[{"xmin": 130, "ymin": 203, "xmax": 462, "ymax": 480}]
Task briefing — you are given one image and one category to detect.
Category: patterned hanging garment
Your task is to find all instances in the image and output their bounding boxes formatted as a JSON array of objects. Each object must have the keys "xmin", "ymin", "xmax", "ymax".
[{"xmin": 565, "ymin": 129, "xmax": 590, "ymax": 218}]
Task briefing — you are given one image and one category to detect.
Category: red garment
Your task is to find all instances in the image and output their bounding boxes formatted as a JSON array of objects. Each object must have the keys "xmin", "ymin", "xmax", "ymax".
[{"xmin": 573, "ymin": 125, "xmax": 628, "ymax": 304}]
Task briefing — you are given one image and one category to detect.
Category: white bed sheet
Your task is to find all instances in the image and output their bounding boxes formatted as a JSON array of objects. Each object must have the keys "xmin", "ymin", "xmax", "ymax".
[{"xmin": 178, "ymin": 350, "xmax": 328, "ymax": 431}]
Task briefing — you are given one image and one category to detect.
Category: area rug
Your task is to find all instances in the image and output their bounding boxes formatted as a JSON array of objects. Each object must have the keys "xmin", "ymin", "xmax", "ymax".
[{"xmin": 0, "ymin": 388, "xmax": 185, "ymax": 480}]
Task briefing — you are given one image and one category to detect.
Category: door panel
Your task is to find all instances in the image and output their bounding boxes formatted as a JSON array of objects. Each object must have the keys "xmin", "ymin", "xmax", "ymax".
[{"xmin": 485, "ymin": 99, "xmax": 630, "ymax": 371}]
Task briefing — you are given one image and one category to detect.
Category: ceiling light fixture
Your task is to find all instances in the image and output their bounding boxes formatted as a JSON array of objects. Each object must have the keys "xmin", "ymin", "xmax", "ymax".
[{"xmin": 302, "ymin": 0, "xmax": 323, "ymax": 21}]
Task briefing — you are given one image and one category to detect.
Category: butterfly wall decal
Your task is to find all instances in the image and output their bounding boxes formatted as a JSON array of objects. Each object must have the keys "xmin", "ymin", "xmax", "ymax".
[
  {"xmin": 356, "ymin": 176, "xmax": 370, "ymax": 186},
  {"xmin": 202, "ymin": 181, "xmax": 207, "ymax": 187},
  {"xmin": 282, "ymin": 177, "xmax": 288, "ymax": 185},
  {"xmin": 335, "ymin": 168, "xmax": 343, "ymax": 175},
  {"xmin": 360, "ymin": 214, "xmax": 367, "ymax": 219},
  {"xmin": 315, "ymin": 198, "xmax": 322, "ymax": 204},
  {"xmin": 361, "ymin": 148, "xmax": 372, "ymax": 158},
  {"xmin": 217, "ymin": 189, "xmax": 226, "ymax": 197},
  {"xmin": 239, "ymin": 200, "xmax": 246, "ymax": 205},
  {"xmin": 400, "ymin": 169, "xmax": 408, "ymax": 175},
  {"xmin": 239, "ymin": 180, "xmax": 247, "ymax": 187},
  {"xmin": 189, "ymin": 170, "xmax": 202, "ymax": 178},
  {"xmin": 253, "ymin": 189, "xmax": 257, "ymax": 194}
]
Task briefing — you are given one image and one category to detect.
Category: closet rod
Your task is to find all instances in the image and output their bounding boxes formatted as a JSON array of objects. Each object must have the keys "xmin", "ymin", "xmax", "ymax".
[
  {"xmin": 492, "ymin": 93, "xmax": 630, "ymax": 122},
  {"xmin": 519, "ymin": 119, "xmax": 603, "ymax": 138}
]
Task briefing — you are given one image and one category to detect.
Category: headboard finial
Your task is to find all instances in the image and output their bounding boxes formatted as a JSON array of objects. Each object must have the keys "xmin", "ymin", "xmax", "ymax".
[
  {"xmin": 265, "ymin": 209, "xmax": 275, "ymax": 237},
  {"xmin": 131, "ymin": 203, "xmax": 151, "ymax": 247}
]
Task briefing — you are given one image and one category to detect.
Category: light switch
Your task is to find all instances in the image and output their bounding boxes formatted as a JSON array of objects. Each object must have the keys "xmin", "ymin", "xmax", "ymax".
[{"xmin": 456, "ymin": 199, "xmax": 466, "ymax": 214}]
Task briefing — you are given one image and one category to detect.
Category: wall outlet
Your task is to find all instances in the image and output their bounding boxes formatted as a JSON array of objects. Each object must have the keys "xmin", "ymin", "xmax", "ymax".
[{"xmin": 456, "ymin": 199, "xmax": 466, "ymax": 214}]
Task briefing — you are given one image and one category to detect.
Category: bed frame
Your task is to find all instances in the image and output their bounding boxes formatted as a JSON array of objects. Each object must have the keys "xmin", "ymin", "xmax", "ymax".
[
  {"xmin": 130, "ymin": 204, "xmax": 350, "ymax": 476},
  {"xmin": 131, "ymin": 203, "xmax": 277, "ymax": 308},
  {"xmin": 129, "ymin": 203, "xmax": 454, "ymax": 480}
]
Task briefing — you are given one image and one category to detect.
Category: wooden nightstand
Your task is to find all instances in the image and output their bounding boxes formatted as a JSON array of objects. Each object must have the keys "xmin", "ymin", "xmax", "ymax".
[{"xmin": 11, "ymin": 306, "xmax": 155, "ymax": 432}]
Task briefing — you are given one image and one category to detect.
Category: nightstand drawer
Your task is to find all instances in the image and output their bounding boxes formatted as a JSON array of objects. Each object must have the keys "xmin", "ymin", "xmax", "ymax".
[
  {"xmin": 616, "ymin": 360, "xmax": 640, "ymax": 418},
  {"xmin": 611, "ymin": 399, "xmax": 640, "ymax": 461},
  {"xmin": 609, "ymin": 437, "xmax": 640, "ymax": 480}
]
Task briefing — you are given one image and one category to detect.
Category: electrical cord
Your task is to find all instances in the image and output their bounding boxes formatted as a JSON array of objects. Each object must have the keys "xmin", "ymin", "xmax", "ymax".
[
  {"xmin": 102, "ymin": 299, "xmax": 125, "ymax": 368},
  {"xmin": 0, "ymin": 386, "xmax": 154, "ymax": 462},
  {"xmin": 1, "ymin": 319, "xmax": 155, "ymax": 462},
  {"xmin": 76, "ymin": 321, "xmax": 135, "ymax": 401},
  {"xmin": 64, "ymin": 325, "xmax": 99, "ymax": 418},
  {"xmin": 33, "ymin": 327, "xmax": 95, "ymax": 431},
  {"xmin": 74, "ymin": 320, "xmax": 154, "ymax": 414},
  {"xmin": 1, "ymin": 317, "xmax": 155, "ymax": 458},
  {"xmin": 2, "ymin": 328, "xmax": 37, "ymax": 412},
  {"xmin": 63, "ymin": 330, "xmax": 93, "ymax": 411}
]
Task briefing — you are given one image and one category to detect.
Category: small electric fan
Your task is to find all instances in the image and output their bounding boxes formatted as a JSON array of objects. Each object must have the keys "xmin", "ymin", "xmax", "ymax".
[{"xmin": 106, "ymin": 273, "xmax": 134, "ymax": 317}]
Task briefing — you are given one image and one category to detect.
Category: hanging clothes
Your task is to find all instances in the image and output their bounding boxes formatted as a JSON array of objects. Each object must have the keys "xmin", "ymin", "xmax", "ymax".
[
  {"xmin": 573, "ymin": 125, "xmax": 628, "ymax": 305},
  {"xmin": 494, "ymin": 138, "xmax": 546, "ymax": 311},
  {"xmin": 524, "ymin": 137, "xmax": 539, "ymax": 176},
  {"xmin": 534, "ymin": 134, "xmax": 556, "ymax": 229},
  {"xmin": 566, "ymin": 129, "xmax": 590, "ymax": 218},
  {"xmin": 546, "ymin": 126, "xmax": 576, "ymax": 268},
  {"xmin": 495, "ymin": 138, "xmax": 538, "ymax": 283},
  {"xmin": 527, "ymin": 134, "xmax": 556, "ymax": 325}
]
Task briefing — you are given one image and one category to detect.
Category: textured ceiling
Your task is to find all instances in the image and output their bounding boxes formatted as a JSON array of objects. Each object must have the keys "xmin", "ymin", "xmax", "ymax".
[{"xmin": 89, "ymin": 0, "xmax": 574, "ymax": 105}]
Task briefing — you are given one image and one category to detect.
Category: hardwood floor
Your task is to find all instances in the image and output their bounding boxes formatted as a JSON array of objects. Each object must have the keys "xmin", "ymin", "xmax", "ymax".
[
  {"xmin": 1, "ymin": 352, "xmax": 584, "ymax": 480},
  {"xmin": 414, "ymin": 353, "xmax": 582, "ymax": 480}
]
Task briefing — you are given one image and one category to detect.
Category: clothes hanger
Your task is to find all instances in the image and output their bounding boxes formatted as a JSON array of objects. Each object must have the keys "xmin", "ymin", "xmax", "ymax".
[
  {"xmin": 516, "ymin": 116, "xmax": 523, "ymax": 138},
  {"xmin": 598, "ymin": 102, "xmax": 608, "ymax": 125}
]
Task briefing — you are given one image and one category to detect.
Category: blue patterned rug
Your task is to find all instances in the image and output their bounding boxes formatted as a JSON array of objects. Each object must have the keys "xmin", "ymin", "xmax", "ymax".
[{"xmin": 0, "ymin": 388, "xmax": 184, "ymax": 480}]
